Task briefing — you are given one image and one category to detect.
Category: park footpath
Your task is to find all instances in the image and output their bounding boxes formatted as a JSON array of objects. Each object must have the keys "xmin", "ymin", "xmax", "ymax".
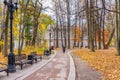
[
  {"xmin": 0, "ymin": 50, "xmax": 76, "ymax": 80},
  {"xmin": 24, "ymin": 50, "xmax": 75, "ymax": 80},
  {"xmin": 0, "ymin": 49, "xmax": 102, "ymax": 80}
]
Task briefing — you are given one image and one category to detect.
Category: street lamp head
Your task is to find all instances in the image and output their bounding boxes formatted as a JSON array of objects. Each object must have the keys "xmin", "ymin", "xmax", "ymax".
[
  {"xmin": 13, "ymin": 0, "xmax": 18, "ymax": 3},
  {"xmin": 13, "ymin": 0, "xmax": 19, "ymax": 11},
  {"xmin": 14, "ymin": 3, "xmax": 18, "ymax": 11},
  {"xmin": 3, "ymin": 0, "xmax": 8, "ymax": 5}
]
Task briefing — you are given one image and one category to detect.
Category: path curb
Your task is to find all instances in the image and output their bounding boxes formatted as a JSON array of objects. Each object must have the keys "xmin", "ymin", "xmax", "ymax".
[{"xmin": 67, "ymin": 51, "xmax": 76, "ymax": 80}]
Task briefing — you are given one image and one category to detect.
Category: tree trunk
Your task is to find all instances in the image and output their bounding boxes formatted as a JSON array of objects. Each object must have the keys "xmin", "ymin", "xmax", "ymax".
[
  {"xmin": 86, "ymin": 0, "xmax": 90, "ymax": 48},
  {"xmin": 55, "ymin": 4, "xmax": 59, "ymax": 48},
  {"xmin": 56, "ymin": 16, "xmax": 59, "ymax": 48},
  {"xmin": 102, "ymin": 0, "xmax": 106, "ymax": 49},
  {"xmin": 89, "ymin": 0, "xmax": 95, "ymax": 52},
  {"xmin": 67, "ymin": 0, "xmax": 71, "ymax": 49},
  {"xmin": 105, "ymin": 28, "xmax": 115, "ymax": 49},
  {"xmin": 32, "ymin": 22, "xmax": 38, "ymax": 47},
  {"xmin": 31, "ymin": 0, "xmax": 42, "ymax": 47},
  {"xmin": 115, "ymin": 0, "xmax": 120, "ymax": 55},
  {"xmin": 4, "ymin": 7, "xmax": 9, "ymax": 56},
  {"xmin": 19, "ymin": 0, "xmax": 30, "ymax": 55}
]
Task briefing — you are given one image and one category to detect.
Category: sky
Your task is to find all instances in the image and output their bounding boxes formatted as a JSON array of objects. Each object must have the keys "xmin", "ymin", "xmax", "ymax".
[
  {"xmin": 0, "ymin": 0, "xmax": 54, "ymax": 19},
  {"xmin": 42, "ymin": 0, "xmax": 54, "ymax": 16}
]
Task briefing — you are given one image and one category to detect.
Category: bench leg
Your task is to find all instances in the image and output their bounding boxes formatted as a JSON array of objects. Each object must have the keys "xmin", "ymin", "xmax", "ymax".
[
  {"xmin": 40, "ymin": 56, "xmax": 42, "ymax": 60},
  {"xmin": 32, "ymin": 60, "xmax": 33, "ymax": 64},
  {"xmin": 35, "ymin": 59, "xmax": 37, "ymax": 63},
  {"xmin": 31, "ymin": 61, "xmax": 33, "ymax": 65},
  {"xmin": 6, "ymin": 69, "xmax": 9, "ymax": 76},
  {"xmin": 21, "ymin": 64, "xmax": 23, "ymax": 70}
]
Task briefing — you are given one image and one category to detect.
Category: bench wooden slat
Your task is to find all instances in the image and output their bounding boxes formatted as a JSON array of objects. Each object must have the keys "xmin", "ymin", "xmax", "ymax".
[
  {"xmin": 0, "ymin": 63, "xmax": 9, "ymax": 76},
  {"xmin": 15, "ymin": 54, "xmax": 32, "ymax": 69},
  {"xmin": 28, "ymin": 52, "xmax": 42, "ymax": 63},
  {"xmin": 0, "ymin": 68, "xmax": 7, "ymax": 72}
]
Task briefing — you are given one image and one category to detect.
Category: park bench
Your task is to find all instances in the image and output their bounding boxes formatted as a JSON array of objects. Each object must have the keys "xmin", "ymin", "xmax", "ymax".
[
  {"xmin": 28, "ymin": 52, "xmax": 42, "ymax": 63},
  {"xmin": 0, "ymin": 62, "xmax": 9, "ymax": 76},
  {"xmin": 15, "ymin": 54, "xmax": 33, "ymax": 70},
  {"xmin": 44, "ymin": 50, "xmax": 51, "ymax": 56}
]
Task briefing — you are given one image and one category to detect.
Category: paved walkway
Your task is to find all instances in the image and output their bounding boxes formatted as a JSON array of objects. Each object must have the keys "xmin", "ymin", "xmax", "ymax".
[
  {"xmin": 0, "ymin": 52, "xmax": 57, "ymax": 80},
  {"xmin": 0, "ymin": 50, "xmax": 75, "ymax": 80},
  {"xmin": 0, "ymin": 49, "xmax": 102, "ymax": 80},
  {"xmin": 24, "ymin": 50, "xmax": 70, "ymax": 80}
]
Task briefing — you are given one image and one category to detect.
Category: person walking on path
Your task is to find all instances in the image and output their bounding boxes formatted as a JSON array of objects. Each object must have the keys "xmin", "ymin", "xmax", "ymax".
[{"xmin": 62, "ymin": 45, "xmax": 66, "ymax": 53}]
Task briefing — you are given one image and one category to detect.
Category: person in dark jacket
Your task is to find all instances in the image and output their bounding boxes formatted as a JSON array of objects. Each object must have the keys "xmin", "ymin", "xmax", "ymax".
[{"xmin": 62, "ymin": 45, "xmax": 66, "ymax": 53}]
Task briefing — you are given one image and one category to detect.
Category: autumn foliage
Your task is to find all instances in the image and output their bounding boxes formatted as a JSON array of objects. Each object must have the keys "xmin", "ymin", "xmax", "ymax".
[
  {"xmin": 0, "ymin": 46, "xmax": 46, "ymax": 68},
  {"xmin": 72, "ymin": 26, "xmax": 110, "ymax": 44},
  {"xmin": 73, "ymin": 48, "xmax": 120, "ymax": 80},
  {"xmin": 96, "ymin": 29, "xmax": 109, "ymax": 42},
  {"xmin": 72, "ymin": 26, "xmax": 82, "ymax": 42}
]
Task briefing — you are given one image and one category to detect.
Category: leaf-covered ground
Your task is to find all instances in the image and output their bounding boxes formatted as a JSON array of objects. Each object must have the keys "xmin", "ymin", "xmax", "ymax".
[
  {"xmin": 73, "ymin": 48, "xmax": 120, "ymax": 80},
  {"xmin": 0, "ymin": 46, "xmax": 45, "ymax": 68}
]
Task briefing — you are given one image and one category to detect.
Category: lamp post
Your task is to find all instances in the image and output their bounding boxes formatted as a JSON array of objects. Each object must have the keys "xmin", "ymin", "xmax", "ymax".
[{"xmin": 3, "ymin": 0, "xmax": 19, "ymax": 72}]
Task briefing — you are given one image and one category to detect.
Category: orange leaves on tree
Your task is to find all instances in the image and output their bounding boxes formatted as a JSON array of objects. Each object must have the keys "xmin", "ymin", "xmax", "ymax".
[
  {"xmin": 72, "ymin": 26, "xmax": 82, "ymax": 42},
  {"xmin": 95, "ymin": 29, "xmax": 109, "ymax": 43}
]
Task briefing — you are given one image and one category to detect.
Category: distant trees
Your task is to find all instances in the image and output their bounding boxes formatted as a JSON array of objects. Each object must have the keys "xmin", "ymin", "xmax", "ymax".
[
  {"xmin": 52, "ymin": 0, "xmax": 71, "ymax": 48},
  {"xmin": 72, "ymin": 26, "xmax": 82, "ymax": 47},
  {"xmin": 52, "ymin": 0, "xmax": 120, "ymax": 55},
  {"xmin": 18, "ymin": 0, "xmax": 54, "ymax": 55},
  {"xmin": 1, "ymin": 0, "xmax": 120, "ymax": 56}
]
